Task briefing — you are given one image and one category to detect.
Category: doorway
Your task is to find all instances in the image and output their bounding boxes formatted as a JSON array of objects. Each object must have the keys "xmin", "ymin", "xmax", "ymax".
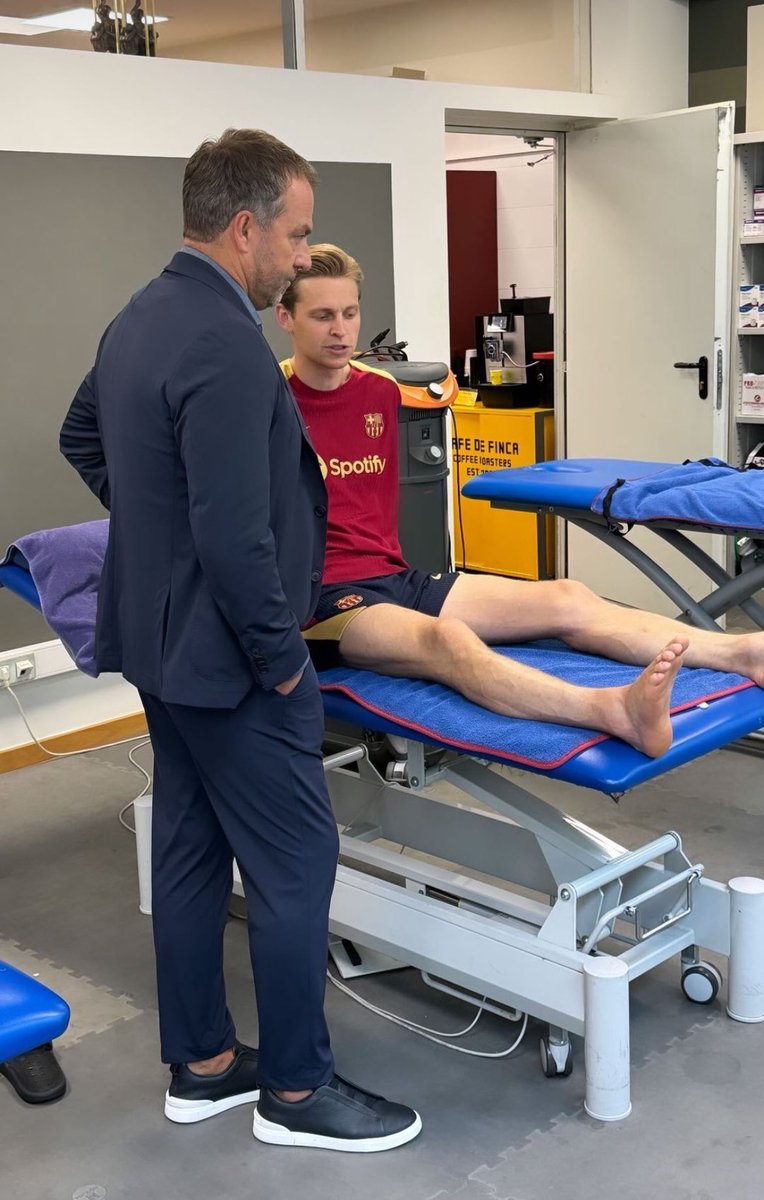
[{"xmin": 444, "ymin": 129, "xmax": 562, "ymax": 580}]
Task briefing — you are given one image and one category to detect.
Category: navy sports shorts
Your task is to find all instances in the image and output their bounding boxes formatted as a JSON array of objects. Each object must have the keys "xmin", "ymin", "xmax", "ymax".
[{"xmin": 303, "ymin": 568, "xmax": 460, "ymax": 671}]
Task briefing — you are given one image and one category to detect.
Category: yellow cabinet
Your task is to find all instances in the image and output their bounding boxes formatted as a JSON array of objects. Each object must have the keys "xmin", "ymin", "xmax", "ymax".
[{"xmin": 451, "ymin": 399, "xmax": 555, "ymax": 580}]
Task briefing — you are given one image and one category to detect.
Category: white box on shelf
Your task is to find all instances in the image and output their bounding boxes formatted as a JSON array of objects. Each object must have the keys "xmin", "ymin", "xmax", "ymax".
[
  {"xmin": 744, "ymin": 217, "xmax": 764, "ymax": 236},
  {"xmin": 754, "ymin": 186, "xmax": 764, "ymax": 214},
  {"xmin": 740, "ymin": 284, "xmax": 760, "ymax": 327},
  {"xmin": 741, "ymin": 373, "xmax": 764, "ymax": 417}
]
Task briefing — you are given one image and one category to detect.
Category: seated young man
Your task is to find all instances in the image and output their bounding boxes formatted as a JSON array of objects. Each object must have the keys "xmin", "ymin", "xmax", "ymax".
[{"xmin": 276, "ymin": 245, "xmax": 764, "ymax": 758}]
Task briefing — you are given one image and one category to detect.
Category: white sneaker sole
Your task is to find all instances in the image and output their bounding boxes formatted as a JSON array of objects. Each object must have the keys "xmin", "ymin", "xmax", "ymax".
[
  {"xmin": 251, "ymin": 1109, "xmax": 422, "ymax": 1152},
  {"xmin": 165, "ymin": 1086, "xmax": 261, "ymax": 1124}
]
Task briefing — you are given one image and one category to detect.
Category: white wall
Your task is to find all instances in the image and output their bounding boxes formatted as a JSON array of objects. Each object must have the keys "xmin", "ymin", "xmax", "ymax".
[
  {"xmin": 446, "ymin": 133, "xmax": 555, "ymax": 307},
  {"xmin": 0, "ymin": 44, "xmax": 620, "ymax": 752},
  {"xmin": 591, "ymin": 0, "xmax": 689, "ymax": 115}
]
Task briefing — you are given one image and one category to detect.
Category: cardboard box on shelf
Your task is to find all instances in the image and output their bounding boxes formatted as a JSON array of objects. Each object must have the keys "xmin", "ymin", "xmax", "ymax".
[{"xmin": 741, "ymin": 373, "xmax": 764, "ymax": 417}]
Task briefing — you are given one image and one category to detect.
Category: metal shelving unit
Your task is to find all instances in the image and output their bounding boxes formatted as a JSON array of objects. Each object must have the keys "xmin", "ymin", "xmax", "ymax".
[{"xmin": 731, "ymin": 135, "xmax": 764, "ymax": 465}]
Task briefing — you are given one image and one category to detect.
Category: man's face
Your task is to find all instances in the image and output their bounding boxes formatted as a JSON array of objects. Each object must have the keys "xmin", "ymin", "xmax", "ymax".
[
  {"xmin": 244, "ymin": 176, "xmax": 314, "ymax": 309},
  {"xmin": 277, "ymin": 275, "xmax": 361, "ymax": 371}
]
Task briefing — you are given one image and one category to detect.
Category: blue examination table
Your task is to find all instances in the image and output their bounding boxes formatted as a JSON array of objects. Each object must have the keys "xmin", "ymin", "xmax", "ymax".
[
  {"xmin": 4, "ymin": 544, "xmax": 764, "ymax": 1123},
  {"xmin": 0, "ymin": 565, "xmax": 71, "ymax": 1071},
  {"xmin": 463, "ymin": 457, "xmax": 764, "ymax": 632}
]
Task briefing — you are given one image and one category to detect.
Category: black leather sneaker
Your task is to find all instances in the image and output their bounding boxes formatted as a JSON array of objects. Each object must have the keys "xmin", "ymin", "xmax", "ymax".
[
  {"xmin": 252, "ymin": 1074, "xmax": 422, "ymax": 1152},
  {"xmin": 0, "ymin": 1042, "xmax": 67, "ymax": 1104},
  {"xmin": 165, "ymin": 1041, "xmax": 260, "ymax": 1124}
]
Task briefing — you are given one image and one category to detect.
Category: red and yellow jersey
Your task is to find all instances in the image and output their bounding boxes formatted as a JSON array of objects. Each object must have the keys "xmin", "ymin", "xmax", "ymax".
[{"xmin": 281, "ymin": 359, "xmax": 408, "ymax": 584}]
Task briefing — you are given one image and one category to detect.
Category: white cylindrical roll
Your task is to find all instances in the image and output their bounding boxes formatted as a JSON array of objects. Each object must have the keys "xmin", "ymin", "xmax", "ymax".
[
  {"xmin": 583, "ymin": 956, "xmax": 632, "ymax": 1121},
  {"xmin": 727, "ymin": 876, "xmax": 764, "ymax": 1023},
  {"xmin": 133, "ymin": 793, "xmax": 153, "ymax": 916}
]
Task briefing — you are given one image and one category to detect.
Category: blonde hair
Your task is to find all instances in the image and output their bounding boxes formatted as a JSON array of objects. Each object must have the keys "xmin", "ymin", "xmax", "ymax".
[{"xmin": 279, "ymin": 243, "xmax": 363, "ymax": 313}]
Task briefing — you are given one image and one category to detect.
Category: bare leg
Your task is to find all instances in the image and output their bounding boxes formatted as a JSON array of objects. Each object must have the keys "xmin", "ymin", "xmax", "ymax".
[
  {"xmin": 440, "ymin": 574, "xmax": 764, "ymax": 684},
  {"xmin": 338, "ymin": 605, "xmax": 687, "ymax": 757}
]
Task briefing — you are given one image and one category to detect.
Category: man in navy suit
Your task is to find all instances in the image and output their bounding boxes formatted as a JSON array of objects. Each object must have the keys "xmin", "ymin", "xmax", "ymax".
[{"xmin": 60, "ymin": 128, "xmax": 420, "ymax": 1153}]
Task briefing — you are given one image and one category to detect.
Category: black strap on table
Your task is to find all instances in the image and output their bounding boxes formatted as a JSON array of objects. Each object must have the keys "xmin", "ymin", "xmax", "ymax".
[{"xmin": 601, "ymin": 477, "xmax": 628, "ymax": 530}]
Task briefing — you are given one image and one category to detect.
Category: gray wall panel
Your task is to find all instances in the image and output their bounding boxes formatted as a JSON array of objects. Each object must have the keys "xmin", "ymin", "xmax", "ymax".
[
  {"xmin": 0, "ymin": 152, "xmax": 393, "ymax": 650},
  {"xmin": 688, "ymin": 0, "xmax": 761, "ymax": 131}
]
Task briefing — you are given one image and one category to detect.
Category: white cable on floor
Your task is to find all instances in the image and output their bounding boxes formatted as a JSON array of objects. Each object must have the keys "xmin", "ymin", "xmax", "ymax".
[
  {"xmin": 0, "ymin": 679, "xmax": 147, "ymax": 759},
  {"xmin": 1, "ymin": 679, "xmax": 152, "ymax": 833},
  {"xmin": 118, "ymin": 739, "xmax": 153, "ymax": 832},
  {"xmin": 327, "ymin": 968, "xmax": 529, "ymax": 1058}
]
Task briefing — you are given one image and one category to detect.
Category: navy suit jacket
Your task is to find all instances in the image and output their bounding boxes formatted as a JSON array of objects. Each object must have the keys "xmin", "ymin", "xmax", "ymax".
[{"xmin": 60, "ymin": 251, "xmax": 328, "ymax": 707}]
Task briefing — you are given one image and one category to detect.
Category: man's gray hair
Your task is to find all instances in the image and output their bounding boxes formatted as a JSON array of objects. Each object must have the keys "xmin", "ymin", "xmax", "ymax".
[{"xmin": 183, "ymin": 128, "xmax": 318, "ymax": 241}]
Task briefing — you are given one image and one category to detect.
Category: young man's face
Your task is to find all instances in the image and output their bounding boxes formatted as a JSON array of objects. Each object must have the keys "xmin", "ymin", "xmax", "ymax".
[{"xmin": 276, "ymin": 275, "xmax": 361, "ymax": 371}]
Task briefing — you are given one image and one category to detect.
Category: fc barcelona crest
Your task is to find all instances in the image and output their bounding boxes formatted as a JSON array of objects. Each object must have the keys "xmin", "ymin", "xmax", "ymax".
[
  {"xmin": 364, "ymin": 412, "xmax": 384, "ymax": 439},
  {"xmin": 335, "ymin": 594, "xmax": 364, "ymax": 610}
]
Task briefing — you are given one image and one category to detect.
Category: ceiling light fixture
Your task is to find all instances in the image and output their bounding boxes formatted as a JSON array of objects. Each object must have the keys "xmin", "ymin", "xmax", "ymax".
[{"xmin": 0, "ymin": 15, "xmax": 59, "ymax": 34}]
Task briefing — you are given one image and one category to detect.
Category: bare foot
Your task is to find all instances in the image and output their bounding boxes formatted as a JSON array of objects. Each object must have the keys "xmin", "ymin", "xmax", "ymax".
[{"xmin": 611, "ymin": 638, "xmax": 688, "ymax": 757}]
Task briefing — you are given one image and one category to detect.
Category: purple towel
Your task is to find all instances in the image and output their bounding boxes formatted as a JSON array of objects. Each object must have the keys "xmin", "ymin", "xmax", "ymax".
[{"xmin": 4, "ymin": 521, "xmax": 109, "ymax": 676}]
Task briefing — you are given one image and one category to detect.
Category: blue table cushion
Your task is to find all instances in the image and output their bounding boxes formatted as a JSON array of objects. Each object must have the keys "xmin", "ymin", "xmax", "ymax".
[
  {"xmin": 0, "ymin": 961, "xmax": 70, "ymax": 1063},
  {"xmin": 0, "ymin": 562, "xmax": 43, "ymax": 609},
  {"xmin": 462, "ymin": 458, "xmax": 673, "ymax": 509}
]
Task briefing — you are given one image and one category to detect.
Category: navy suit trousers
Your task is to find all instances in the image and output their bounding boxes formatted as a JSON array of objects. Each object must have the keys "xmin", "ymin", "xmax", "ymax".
[{"xmin": 140, "ymin": 662, "xmax": 338, "ymax": 1091}]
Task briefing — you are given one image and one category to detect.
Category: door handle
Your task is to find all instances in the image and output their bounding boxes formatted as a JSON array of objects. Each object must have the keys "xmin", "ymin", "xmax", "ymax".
[{"xmin": 673, "ymin": 356, "xmax": 708, "ymax": 400}]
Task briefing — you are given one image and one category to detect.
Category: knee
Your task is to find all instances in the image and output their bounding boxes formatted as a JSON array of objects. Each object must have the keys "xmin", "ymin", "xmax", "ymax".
[
  {"xmin": 425, "ymin": 616, "xmax": 475, "ymax": 663},
  {"xmin": 551, "ymin": 578, "xmax": 600, "ymax": 613},
  {"xmin": 549, "ymin": 577, "xmax": 605, "ymax": 640}
]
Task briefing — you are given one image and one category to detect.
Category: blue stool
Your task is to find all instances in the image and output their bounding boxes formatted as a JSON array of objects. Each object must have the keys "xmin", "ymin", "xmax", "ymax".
[{"xmin": 0, "ymin": 961, "xmax": 70, "ymax": 1102}]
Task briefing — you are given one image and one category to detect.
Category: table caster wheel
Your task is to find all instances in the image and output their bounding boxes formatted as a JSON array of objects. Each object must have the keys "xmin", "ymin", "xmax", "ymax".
[
  {"xmin": 540, "ymin": 1036, "xmax": 573, "ymax": 1077},
  {"xmin": 681, "ymin": 962, "xmax": 722, "ymax": 1004}
]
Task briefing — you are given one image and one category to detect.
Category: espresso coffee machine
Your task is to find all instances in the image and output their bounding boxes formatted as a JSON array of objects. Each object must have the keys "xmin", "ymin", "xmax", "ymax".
[
  {"xmin": 500, "ymin": 294, "xmax": 553, "ymax": 392},
  {"xmin": 470, "ymin": 296, "xmax": 553, "ymax": 406}
]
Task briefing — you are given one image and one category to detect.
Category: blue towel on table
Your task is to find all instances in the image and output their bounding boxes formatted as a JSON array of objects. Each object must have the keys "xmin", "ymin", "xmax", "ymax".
[
  {"xmin": 2, "ymin": 521, "xmax": 108, "ymax": 676},
  {"xmin": 319, "ymin": 640, "xmax": 753, "ymax": 768},
  {"xmin": 591, "ymin": 459, "xmax": 764, "ymax": 532}
]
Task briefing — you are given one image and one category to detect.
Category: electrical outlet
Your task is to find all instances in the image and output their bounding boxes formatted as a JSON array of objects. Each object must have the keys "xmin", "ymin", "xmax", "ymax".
[
  {"xmin": 0, "ymin": 654, "xmax": 36, "ymax": 685},
  {"xmin": 15, "ymin": 657, "xmax": 36, "ymax": 682}
]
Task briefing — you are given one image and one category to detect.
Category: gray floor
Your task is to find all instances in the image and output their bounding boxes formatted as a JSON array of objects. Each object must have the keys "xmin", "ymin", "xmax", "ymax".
[{"xmin": 2, "ymin": 736, "xmax": 764, "ymax": 1200}]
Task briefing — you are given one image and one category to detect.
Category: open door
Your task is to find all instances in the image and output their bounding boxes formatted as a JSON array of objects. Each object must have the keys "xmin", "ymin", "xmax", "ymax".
[{"xmin": 564, "ymin": 103, "xmax": 734, "ymax": 612}]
